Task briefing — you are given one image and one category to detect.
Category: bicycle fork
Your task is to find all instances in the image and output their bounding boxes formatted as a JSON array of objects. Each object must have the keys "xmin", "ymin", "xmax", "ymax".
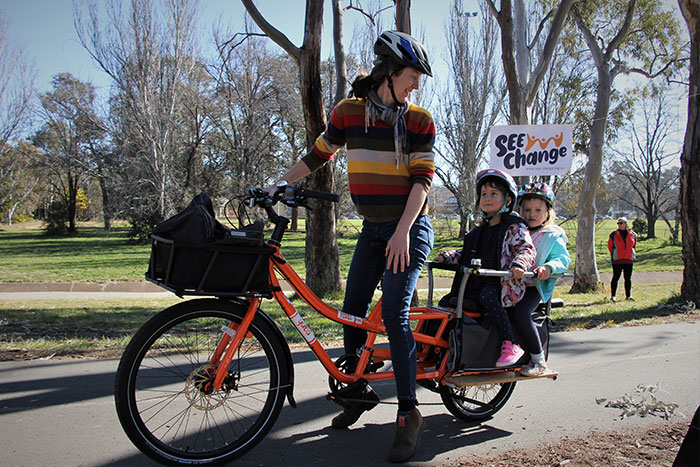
[{"xmin": 206, "ymin": 297, "xmax": 261, "ymax": 391}]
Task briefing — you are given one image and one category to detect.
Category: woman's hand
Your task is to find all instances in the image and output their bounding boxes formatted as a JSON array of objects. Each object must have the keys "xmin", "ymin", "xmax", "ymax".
[
  {"xmin": 511, "ymin": 266, "xmax": 525, "ymax": 280},
  {"xmin": 386, "ymin": 229, "xmax": 410, "ymax": 274},
  {"xmin": 534, "ymin": 265, "xmax": 551, "ymax": 280}
]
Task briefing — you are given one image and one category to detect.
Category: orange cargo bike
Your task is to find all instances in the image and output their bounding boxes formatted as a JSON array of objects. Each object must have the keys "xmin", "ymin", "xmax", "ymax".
[{"xmin": 114, "ymin": 184, "xmax": 563, "ymax": 465}]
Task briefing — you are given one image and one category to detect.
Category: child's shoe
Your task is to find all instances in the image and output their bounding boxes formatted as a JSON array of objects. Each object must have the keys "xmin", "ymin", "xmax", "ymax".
[
  {"xmin": 495, "ymin": 341, "xmax": 524, "ymax": 367},
  {"xmin": 520, "ymin": 360, "xmax": 550, "ymax": 377}
]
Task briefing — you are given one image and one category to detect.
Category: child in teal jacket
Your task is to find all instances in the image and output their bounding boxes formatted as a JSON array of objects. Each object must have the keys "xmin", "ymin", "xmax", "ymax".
[{"xmin": 514, "ymin": 183, "xmax": 571, "ymax": 376}]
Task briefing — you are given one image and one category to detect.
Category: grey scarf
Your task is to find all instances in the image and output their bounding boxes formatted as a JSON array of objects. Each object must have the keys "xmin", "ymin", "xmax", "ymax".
[{"xmin": 365, "ymin": 90, "xmax": 409, "ymax": 169}]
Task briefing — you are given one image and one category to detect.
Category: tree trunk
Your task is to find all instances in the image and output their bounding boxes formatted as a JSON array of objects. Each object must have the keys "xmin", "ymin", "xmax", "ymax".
[
  {"xmin": 99, "ymin": 178, "xmax": 112, "ymax": 231},
  {"xmin": 646, "ymin": 214, "xmax": 657, "ymax": 239},
  {"xmin": 571, "ymin": 67, "xmax": 613, "ymax": 292},
  {"xmin": 242, "ymin": 0, "xmax": 342, "ymax": 295},
  {"xmin": 395, "ymin": 0, "xmax": 411, "ymax": 33},
  {"xmin": 299, "ymin": 1, "xmax": 342, "ymax": 295},
  {"xmin": 290, "ymin": 207, "xmax": 298, "ymax": 232},
  {"xmin": 67, "ymin": 174, "xmax": 79, "ymax": 233},
  {"xmin": 332, "ymin": 0, "xmax": 348, "ymax": 105},
  {"xmin": 678, "ymin": 0, "xmax": 700, "ymax": 301}
]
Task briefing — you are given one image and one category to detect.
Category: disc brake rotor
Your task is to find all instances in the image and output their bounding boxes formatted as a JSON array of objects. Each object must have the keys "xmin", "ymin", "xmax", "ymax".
[{"xmin": 184, "ymin": 364, "xmax": 229, "ymax": 411}]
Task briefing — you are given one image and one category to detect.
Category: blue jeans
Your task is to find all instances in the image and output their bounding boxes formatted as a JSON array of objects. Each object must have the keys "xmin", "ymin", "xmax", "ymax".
[{"xmin": 341, "ymin": 215, "xmax": 434, "ymax": 403}]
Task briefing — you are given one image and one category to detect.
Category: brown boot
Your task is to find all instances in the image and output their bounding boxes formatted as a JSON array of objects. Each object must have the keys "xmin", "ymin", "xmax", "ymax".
[
  {"xmin": 387, "ymin": 407, "xmax": 424, "ymax": 463},
  {"xmin": 331, "ymin": 387, "xmax": 379, "ymax": 429}
]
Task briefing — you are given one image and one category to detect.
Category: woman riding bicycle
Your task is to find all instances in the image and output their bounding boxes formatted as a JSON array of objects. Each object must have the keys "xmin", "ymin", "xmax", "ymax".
[{"xmin": 266, "ymin": 31, "xmax": 434, "ymax": 463}]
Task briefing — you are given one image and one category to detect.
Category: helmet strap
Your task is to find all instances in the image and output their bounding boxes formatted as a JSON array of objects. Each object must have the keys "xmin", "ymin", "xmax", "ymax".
[
  {"xmin": 386, "ymin": 74, "xmax": 402, "ymax": 107},
  {"xmin": 478, "ymin": 196, "xmax": 512, "ymax": 223}
]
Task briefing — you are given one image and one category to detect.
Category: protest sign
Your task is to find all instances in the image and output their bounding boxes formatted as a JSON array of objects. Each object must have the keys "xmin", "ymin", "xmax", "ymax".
[{"xmin": 489, "ymin": 125, "xmax": 573, "ymax": 176}]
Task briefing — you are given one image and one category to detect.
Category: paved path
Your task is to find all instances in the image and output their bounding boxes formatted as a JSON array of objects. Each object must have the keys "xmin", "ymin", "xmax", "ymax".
[{"xmin": 0, "ymin": 321, "xmax": 698, "ymax": 466}]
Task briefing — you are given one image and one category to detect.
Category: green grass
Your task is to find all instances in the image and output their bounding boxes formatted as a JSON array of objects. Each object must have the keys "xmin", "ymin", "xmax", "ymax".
[
  {"xmin": 0, "ymin": 218, "xmax": 690, "ymax": 360},
  {"xmin": 0, "ymin": 218, "xmax": 681, "ymax": 284},
  {"xmin": 0, "ymin": 223, "xmax": 149, "ymax": 282},
  {"xmin": 549, "ymin": 283, "xmax": 695, "ymax": 330},
  {"xmin": 559, "ymin": 219, "xmax": 683, "ymax": 273},
  {"xmin": 1, "ymin": 282, "xmax": 695, "ymax": 359}
]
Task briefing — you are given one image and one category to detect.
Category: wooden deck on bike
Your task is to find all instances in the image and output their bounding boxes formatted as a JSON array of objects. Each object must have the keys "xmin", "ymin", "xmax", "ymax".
[{"xmin": 444, "ymin": 369, "xmax": 558, "ymax": 387}]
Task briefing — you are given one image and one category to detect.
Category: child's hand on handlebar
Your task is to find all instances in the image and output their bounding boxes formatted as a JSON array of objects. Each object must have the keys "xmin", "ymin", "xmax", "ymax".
[
  {"xmin": 533, "ymin": 265, "xmax": 551, "ymax": 280},
  {"xmin": 511, "ymin": 266, "xmax": 525, "ymax": 279}
]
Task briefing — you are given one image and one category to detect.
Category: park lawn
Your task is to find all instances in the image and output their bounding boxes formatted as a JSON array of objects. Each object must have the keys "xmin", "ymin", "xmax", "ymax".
[
  {"xmin": 0, "ymin": 283, "xmax": 695, "ymax": 360},
  {"xmin": 0, "ymin": 218, "xmax": 682, "ymax": 283},
  {"xmin": 559, "ymin": 219, "xmax": 683, "ymax": 273}
]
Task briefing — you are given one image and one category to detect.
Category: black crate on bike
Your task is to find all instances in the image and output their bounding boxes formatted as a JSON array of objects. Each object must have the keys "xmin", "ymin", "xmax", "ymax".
[
  {"xmin": 144, "ymin": 193, "xmax": 275, "ymax": 297},
  {"xmin": 146, "ymin": 230, "xmax": 276, "ymax": 297}
]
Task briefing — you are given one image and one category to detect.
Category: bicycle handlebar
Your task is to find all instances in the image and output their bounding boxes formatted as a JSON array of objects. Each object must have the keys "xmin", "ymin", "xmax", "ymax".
[
  {"xmin": 296, "ymin": 187, "xmax": 340, "ymax": 203},
  {"xmin": 246, "ymin": 184, "xmax": 339, "ymax": 210}
]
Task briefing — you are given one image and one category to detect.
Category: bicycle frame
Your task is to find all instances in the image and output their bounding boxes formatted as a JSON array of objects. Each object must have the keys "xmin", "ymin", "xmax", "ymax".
[
  {"xmin": 205, "ymin": 188, "xmax": 567, "ymax": 392},
  {"xmin": 205, "ymin": 241, "xmax": 457, "ymax": 391}
]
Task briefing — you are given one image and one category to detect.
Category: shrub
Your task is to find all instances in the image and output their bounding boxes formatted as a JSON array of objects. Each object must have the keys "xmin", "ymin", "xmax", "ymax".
[
  {"xmin": 43, "ymin": 200, "xmax": 68, "ymax": 235},
  {"xmin": 632, "ymin": 218, "xmax": 647, "ymax": 236}
]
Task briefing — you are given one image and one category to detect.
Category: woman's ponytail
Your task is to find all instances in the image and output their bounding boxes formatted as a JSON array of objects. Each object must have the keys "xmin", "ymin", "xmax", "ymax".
[
  {"xmin": 349, "ymin": 58, "xmax": 403, "ymax": 98},
  {"xmin": 349, "ymin": 74, "xmax": 374, "ymax": 98}
]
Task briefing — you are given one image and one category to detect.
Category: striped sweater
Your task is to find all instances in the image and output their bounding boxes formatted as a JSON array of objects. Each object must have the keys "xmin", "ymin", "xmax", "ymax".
[{"xmin": 301, "ymin": 97, "xmax": 435, "ymax": 223}]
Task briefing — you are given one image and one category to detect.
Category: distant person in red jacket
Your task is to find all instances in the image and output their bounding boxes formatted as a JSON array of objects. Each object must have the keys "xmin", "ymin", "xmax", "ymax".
[{"xmin": 607, "ymin": 217, "xmax": 637, "ymax": 302}]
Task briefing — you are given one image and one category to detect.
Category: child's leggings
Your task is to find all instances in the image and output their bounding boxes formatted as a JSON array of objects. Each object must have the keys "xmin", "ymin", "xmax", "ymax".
[
  {"xmin": 477, "ymin": 284, "xmax": 516, "ymax": 343},
  {"xmin": 510, "ymin": 286, "xmax": 543, "ymax": 354}
]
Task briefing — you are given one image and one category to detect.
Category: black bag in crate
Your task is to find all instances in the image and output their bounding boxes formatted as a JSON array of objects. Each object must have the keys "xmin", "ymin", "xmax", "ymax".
[
  {"xmin": 146, "ymin": 193, "xmax": 274, "ymax": 296},
  {"xmin": 447, "ymin": 309, "xmax": 550, "ymax": 372},
  {"xmin": 151, "ymin": 192, "xmax": 228, "ymax": 243}
]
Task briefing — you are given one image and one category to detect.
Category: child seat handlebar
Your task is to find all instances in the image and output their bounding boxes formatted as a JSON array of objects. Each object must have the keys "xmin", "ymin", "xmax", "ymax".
[{"xmin": 427, "ymin": 261, "xmax": 572, "ymax": 319}]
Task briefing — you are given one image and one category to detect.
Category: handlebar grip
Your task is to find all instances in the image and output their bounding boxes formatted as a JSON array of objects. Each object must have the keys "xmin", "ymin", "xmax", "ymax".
[{"xmin": 299, "ymin": 187, "xmax": 340, "ymax": 203}]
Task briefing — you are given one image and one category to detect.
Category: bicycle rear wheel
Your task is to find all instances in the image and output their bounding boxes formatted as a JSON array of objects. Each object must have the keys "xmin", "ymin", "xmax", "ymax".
[
  {"xmin": 115, "ymin": 298, "xmax": 290, "ymax": 465},
  {"xmin": 440, "ymin": 381, "xmax": 516, "ymax": 421}
]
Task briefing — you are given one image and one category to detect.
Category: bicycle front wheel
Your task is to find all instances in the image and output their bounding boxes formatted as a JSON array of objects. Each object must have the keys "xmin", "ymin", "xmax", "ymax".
[{"xmin": 115, "ymin": 298, "xmax": 290, "ymax": 465}]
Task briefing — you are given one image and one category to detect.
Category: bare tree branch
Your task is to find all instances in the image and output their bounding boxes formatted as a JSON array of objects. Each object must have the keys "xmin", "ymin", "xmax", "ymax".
[{"xmin": 241, "ymin": 0, "xmax": 301, "ymax": 61}]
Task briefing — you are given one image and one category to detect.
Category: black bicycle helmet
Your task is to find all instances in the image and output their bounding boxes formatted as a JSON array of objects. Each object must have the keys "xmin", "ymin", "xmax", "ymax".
[{"xmin": 374, "ymin": 31, "xmax": 432, "ymax": 77}]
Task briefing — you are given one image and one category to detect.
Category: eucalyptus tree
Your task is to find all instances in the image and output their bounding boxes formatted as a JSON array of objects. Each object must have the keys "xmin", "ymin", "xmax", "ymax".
[
  {"xmin": 486, "ymin": 0, "xmax": 576, "ymax": 126},
  {"xmin": 33, "ymin": 73, "xmax": 102, "ymax": 233},
  {"xmin": 241, "ymin": 0, "xmax": 341, "ymax": 294},
  {"xmin": 677, "ymin": 0, "xmax": 700, "ymax": 300},
  {"xmin": 0, "ymin": 16, "xmax": 36, "ymax": 222},
  {"xmin": 0, "ymin": 141, "xmax": 42, "ymax": 224},
  {"xmin": 570, "ymin": 0, "xmax": 684, "ymax": 291}
]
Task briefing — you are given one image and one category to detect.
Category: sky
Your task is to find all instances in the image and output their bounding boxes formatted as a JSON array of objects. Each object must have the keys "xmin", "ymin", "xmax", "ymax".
[
  {"xmin": 0, "ymin": 0, "xmax": 688, "ymax": 164},
  {"xmin": 0, "ymin": 0, "xmax": 468, "ymax": 95}
]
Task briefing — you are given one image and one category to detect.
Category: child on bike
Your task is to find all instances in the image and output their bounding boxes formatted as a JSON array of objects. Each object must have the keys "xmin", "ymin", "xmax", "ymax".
[
  {"xmin": 513, "ymin": 182, "xmax": 571, "ymax": 376},
  {"xmin": 266, "ymin": 31, "xmax": 434, "ymax": 463},
  {"xmin": 435, "ymin": 169, "xmax": 536, "ymax": 367}
]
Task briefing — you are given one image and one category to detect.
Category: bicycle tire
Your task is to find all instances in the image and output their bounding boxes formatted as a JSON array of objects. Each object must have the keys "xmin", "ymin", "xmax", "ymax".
[
  {"xmin": 440, "ymin": 381, "xmax": 516, "ymax": 421},
  {"xmin": 115, "ymin": 298, "xmax": 290, "ymax": 465}
]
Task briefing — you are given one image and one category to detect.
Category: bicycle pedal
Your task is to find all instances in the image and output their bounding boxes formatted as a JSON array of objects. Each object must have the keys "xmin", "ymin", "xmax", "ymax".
[{"xmin": 367, "ymin": 359, "xmax": 385, "ymax": 373}]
